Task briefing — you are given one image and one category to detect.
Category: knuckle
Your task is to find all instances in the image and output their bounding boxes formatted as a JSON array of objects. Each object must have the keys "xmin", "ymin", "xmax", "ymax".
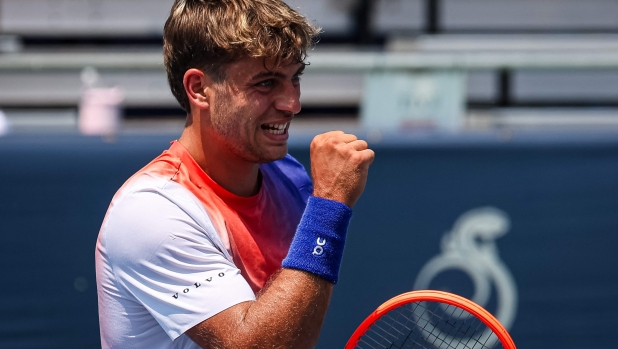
[
  {"xmin": 328, "ymin": 137, "xmax": 343, "ymax": 149},
  {"xmin": 347, "ymin": 134, "xmax": 359, "ymax": 142},
  {"xmin": 310, "ymin": 141, "xmax": 318, "ymax": 152},
  {"xmin": 350, "ymin": 151, "xmax": 363, "ymax": 163},
  {"xmin": 313, "ymin": 135, "xmax": 324, "ymax": 144}
]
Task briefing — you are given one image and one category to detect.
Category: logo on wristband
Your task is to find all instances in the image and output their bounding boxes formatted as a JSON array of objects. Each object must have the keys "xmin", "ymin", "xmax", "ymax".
[{"xmin": 312, "ymin": 237, "xmax": 326, "ymax": 256}]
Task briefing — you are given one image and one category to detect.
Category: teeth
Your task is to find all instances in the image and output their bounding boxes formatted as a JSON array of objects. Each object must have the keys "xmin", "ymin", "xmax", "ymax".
[
  {"xmin": 265, "ymin": 122, "xmax": 289, "ymax": 135},
  {"xmin": 266, "ymin": 123, "xmax": 286, "ymax": 130}
]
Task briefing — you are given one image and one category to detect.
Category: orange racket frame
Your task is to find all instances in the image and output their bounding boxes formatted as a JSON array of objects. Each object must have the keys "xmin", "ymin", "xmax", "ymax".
[{"xmin": 345, "ymin": 290, "xmax": 516, "ymax": 349}]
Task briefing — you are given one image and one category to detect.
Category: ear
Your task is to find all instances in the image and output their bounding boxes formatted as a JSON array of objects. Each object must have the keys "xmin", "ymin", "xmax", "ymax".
[{"xmin": 183, "ymin": 68, "xmax": 212, "ymax": 110}]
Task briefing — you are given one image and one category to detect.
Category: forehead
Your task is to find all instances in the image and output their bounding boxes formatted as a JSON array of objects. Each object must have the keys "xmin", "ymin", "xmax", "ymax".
[{"xmin": 224, "ymin": 56, "xmax": 303, "ymax": 80}]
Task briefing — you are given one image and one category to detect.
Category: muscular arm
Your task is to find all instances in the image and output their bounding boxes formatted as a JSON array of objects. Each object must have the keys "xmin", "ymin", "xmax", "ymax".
[
  {"xmin": 187, "ymin": 269, "xmax": 332, "ymax": 349},
  {"xmin": 187, "ymin": 131, "xmax": 374, "ymax": 349}
]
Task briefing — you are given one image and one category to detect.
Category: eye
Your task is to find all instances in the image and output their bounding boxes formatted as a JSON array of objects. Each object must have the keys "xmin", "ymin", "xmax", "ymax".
[
  {"xmin": 293, "ymin": 72, "xmax": 303, "ymax": 82},
  {"xmin": 257, "ymin": 79, "xmax": 274, "ymax": 88}
]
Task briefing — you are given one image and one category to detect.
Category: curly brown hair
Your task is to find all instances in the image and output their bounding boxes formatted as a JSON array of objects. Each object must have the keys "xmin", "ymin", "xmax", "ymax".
[{"xmin": 163, "ymin": 0, "xmax": 320, "ymax": 112}]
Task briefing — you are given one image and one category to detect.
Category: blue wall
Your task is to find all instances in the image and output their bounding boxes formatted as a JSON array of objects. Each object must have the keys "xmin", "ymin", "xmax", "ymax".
[{"xmin": 1, "ymin": 132, "xmax": 617, "ymax": 348}]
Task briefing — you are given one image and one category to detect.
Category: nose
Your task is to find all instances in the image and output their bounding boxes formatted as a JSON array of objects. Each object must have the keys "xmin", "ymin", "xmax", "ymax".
[{"xmin": 274, "ymin": 81, "xmax": 301, "ymax": 115}]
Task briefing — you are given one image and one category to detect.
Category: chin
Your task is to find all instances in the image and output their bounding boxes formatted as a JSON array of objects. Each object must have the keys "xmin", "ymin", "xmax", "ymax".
[{"xmin": 255, "ymin": 146, "xmax": 288, "ymax": 164}]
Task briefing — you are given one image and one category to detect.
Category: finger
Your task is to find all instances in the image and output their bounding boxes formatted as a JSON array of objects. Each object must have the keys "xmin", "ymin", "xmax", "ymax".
[
  {"xmin": 339, "ymin": 133, "xmax": 360, "ymax": 144},
  {"xmin": 357, "ymin": 149, "xmax": 375, "ymax": 166},
  {"xmin": 312, "ymin": 131, "xmax": 343, "ymax": 145},
  {"xmin": 347, "ymin": 139, "xmax": 369, "ymax": 151},
  {"xmin": 320, "ymin": 130, "xmax": 345, "ymax": 138}
]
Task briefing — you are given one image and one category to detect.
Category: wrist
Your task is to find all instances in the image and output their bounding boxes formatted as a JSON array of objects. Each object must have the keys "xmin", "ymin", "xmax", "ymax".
[
  {"xmin": 282, "ymin": 196, "xmax": 352, "ymax": 284},
  {"xmin": 311, "ymin": 189, "xmax": 355, "ymax": 209}
]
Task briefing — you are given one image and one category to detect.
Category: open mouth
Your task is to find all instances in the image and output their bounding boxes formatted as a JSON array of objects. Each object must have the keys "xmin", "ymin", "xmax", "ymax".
[{"xmin": 261, "ymin": 122, "xmax": 289, "ymax": 135}]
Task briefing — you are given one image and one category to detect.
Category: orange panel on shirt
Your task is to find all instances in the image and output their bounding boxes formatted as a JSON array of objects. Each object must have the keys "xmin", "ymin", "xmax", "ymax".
[{"xmin": 119, "ymin": 141, "xmax": 310, "ymax": 293}]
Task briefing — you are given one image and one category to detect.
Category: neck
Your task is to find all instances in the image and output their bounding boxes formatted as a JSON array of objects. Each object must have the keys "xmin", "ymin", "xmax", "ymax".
[{"xmin": 178, "ymin": 123, "xmax": 261, "ymax": 197}]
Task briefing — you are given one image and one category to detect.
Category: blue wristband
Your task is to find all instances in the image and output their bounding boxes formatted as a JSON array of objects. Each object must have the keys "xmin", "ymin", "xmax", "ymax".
[{"xmin": 282, "ymin": 196, "xmax": 353, "ymax": 284}]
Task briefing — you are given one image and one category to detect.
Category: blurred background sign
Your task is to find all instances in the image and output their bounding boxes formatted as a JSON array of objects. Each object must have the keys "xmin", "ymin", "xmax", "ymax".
[{"xmin": 362, "ymin": 70, "xmax": 466, "ymax": 130}]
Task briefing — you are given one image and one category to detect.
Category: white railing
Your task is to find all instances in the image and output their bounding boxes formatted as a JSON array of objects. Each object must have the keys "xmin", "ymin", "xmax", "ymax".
[{"xmin": 4, "ymin": 50, "xmax": 618, "ymax": 71}]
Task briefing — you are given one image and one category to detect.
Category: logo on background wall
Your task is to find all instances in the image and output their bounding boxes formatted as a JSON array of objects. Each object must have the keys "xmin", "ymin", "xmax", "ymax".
[{"xmin": 413, "ymin": 207, "xmax": 518, "ymax": 342}]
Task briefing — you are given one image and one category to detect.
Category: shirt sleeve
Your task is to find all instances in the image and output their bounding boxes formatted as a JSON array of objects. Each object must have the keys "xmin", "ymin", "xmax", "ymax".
[{"xmin": 101, "ymin": 182, "xmax": 256, "ymax": 340}]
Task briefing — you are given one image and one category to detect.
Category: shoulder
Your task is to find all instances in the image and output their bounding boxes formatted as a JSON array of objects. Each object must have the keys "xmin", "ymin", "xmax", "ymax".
[
  {"xmin": 96, "ymin": 180, "xmax": 255, "ymax": 341},
  {"xmin": 99, "ymin": 177, "xmax": 229, "ymax": 268}
]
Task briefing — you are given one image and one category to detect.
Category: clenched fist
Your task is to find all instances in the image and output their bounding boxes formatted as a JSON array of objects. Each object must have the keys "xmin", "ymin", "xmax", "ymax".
[{"xmin": 310, "ymin": 131, "xmax": 375, "ymax": 208}]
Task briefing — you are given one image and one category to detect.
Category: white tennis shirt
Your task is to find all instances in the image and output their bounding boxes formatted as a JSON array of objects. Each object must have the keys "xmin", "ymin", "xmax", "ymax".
[
  {"xmin": 95, "ymin": 175, "xmax": 256, "ymax": 349},
  {"xmin": 95, "ymin": 142, "xmax": 311, "ymax": 349}
]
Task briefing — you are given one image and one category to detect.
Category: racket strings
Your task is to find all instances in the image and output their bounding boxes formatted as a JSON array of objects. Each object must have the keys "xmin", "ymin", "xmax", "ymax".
[{"xmin": 353, "ymin": 301, "xmax": 505, "ymax": 349}]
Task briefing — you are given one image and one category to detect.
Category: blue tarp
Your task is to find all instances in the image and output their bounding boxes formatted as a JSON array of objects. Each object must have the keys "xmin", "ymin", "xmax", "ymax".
[{"xmin": 0, "ymin": 131, "xmax": 617, "ymax": 348}]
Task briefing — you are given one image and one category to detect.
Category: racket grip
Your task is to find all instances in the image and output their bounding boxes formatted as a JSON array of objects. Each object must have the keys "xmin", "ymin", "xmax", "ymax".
[{"xmin": 282, "ymin": 196, "xmax": 352, "ymax": 284}]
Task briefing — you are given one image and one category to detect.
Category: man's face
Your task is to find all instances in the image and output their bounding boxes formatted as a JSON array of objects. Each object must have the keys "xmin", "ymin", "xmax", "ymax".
[{"xmin": 206, "ymin": 57, "xmax": 304, "ymax": 164}]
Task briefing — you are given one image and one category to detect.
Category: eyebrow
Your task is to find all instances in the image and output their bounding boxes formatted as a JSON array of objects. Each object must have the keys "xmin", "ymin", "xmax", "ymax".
[{"xmin": 250, "ymin": 64, "xmax": 306, "ymax": 81}]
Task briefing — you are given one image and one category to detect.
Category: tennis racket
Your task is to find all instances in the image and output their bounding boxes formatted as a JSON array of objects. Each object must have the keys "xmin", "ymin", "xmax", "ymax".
[{"xmin": 345, "ymin": 290, "xmax": 516, "ymax": 349}]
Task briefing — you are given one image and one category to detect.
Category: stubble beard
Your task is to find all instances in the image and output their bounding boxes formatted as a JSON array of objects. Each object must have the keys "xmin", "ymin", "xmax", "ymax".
[{"xmin": 211, "ymin": 90, "xmax": 286, "ymax": 164}]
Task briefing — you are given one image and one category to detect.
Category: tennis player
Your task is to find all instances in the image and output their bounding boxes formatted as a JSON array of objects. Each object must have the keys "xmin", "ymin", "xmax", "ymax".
[{"xmin": 95, "ymin": 0, "xmax": 374, "ymax": 348}]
